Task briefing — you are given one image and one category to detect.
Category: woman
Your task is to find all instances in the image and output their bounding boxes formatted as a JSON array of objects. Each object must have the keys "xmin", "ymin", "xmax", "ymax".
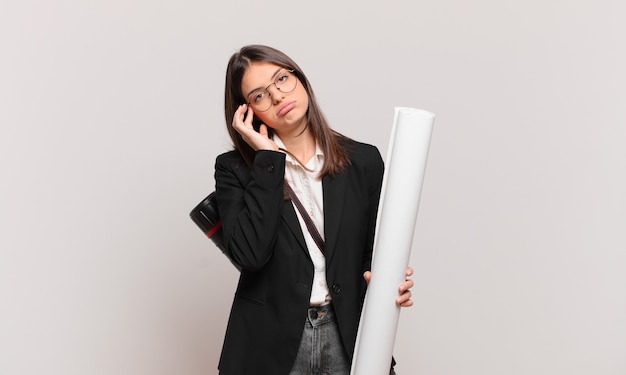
[{"xmin": 214, "ymin": 45, "xmax": 413, "ymax": 374}]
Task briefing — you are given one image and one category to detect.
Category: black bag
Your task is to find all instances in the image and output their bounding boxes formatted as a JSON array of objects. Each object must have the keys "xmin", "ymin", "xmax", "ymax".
[{"xmin": 190, "ymin": 192, "xmax": 225, "ymax": 252}]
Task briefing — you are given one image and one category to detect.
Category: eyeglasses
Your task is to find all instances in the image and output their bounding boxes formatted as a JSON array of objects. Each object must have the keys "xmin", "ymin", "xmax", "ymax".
[{"xmin": 246, "ymin": 69, "xmax": 297, "ymax": 112}]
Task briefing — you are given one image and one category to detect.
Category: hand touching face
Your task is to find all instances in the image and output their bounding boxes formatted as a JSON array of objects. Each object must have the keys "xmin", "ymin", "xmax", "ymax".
[{"xmin": 231, "ymin": 103, "xmax": 278, "ymax": 151}]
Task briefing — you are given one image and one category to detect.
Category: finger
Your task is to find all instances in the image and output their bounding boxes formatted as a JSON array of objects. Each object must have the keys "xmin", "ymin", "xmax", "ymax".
[
  {"xmin": 363, "ymin": 271, "xmax": 372, "ymax": 283},
  {"xmin": 232, "ymin": 104, "xmax": 246, "ymax": 130},
  {"xmin": 243, "ymin": 104, "xmax": 255, "ymax": 128},
  {"xmin": 396, "ymin": 290, "xmax": 412, "ymax": 304},
  {"xmin": 259, "ymin": 124, "xmax": 268, "ymax": 137},
  {"xmin": 396, "ymin": 291, "xmax": 412, "ymax": 306},
  {"xmin": 405, "ymin": 267, "xmax": 414, "ymax": 277},
  {"xmin": 399, "ymin": 279, "xmax": 414, "ymax": 293}
]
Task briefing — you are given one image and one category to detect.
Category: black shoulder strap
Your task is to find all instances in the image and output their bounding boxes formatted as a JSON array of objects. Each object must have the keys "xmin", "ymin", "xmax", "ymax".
[{"xmin": 284, "ymin": 182, "xmax": 325, "ymax": 256}]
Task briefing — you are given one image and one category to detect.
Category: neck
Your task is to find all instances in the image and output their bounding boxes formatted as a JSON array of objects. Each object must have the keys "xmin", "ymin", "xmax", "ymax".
[{"xmin": 275, "ymin": 123, "xmax": 316, "ymax": 165}]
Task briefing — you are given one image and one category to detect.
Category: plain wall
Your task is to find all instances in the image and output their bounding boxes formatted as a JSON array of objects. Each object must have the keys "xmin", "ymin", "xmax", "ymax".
[{"xmin": 1, "ymin": 0, "xmax": 624, "ymax": 374}]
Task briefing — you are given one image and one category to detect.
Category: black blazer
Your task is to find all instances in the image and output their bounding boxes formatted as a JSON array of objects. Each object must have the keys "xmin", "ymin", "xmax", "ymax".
[{"xmin": 214, "ymin": 140, "xmax": 384, "ymax": 375}]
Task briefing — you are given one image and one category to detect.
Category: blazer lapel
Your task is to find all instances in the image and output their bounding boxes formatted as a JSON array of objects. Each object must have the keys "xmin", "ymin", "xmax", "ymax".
[
  {"xmin": 282, "ymin": 170, "xmax": 349, "ymax": 262},
  {"xmin": 282, "ymin": 199, "xmax": 310, "ymax": 258},
  {"xmin": 322, "ymin": 170, "xmax": 348, "ymax": 262}
]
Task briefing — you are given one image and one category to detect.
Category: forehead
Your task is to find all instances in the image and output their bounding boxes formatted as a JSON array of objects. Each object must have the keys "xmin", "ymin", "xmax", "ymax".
[{"xmin": 241, "ymin": 62, "xmax": 283, "ymax": 92}]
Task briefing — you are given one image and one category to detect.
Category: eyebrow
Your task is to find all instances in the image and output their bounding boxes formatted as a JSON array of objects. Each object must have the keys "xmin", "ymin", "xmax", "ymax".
[{"xmin": 245, "ymin": 67, "xmax": 284, "ymax": 98}]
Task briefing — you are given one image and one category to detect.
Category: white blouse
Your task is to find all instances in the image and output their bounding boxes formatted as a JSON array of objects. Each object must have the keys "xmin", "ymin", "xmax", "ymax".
[{"xmin": 274, "ymin": 135, "xmax": 330, "ymax": 306}]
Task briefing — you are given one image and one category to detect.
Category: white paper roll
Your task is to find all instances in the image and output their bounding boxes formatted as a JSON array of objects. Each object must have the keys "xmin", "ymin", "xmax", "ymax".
[{"xmin": 351, "ymin": 107, "xmax": 435, "ymax": 375}]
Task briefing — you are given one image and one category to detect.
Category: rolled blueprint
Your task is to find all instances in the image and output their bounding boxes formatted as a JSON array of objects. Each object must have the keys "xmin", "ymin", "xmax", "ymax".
[{"xmin": 351, "ymin": 107, "xmax": 435, "ymax": 375}]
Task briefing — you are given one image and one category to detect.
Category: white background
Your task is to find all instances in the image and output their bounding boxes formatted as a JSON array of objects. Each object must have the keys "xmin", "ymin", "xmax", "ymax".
[{"xmin": 1, "ymin": 0, "xmax": 625, "ymax": 374}]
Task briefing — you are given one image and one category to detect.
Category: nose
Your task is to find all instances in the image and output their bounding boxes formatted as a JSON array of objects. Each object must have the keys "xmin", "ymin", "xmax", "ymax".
[{"xmin": 267, "ymin": 84, "xmax": 284, "ymax": 104}]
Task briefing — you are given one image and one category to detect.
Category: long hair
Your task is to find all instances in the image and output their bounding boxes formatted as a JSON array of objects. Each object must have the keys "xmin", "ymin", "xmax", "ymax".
[{"xmin": 224, "ymin": 45, "xmax": 351, "ymax": 178}]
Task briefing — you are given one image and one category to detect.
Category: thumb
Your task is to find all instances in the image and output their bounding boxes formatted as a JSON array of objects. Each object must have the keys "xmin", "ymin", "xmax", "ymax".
[
  {"xmin": 363, "ymin": 271, "xmax": 372, "ymax": 285},
  {"xmin": 258, "ymin": 124, "xmax": 269, "ymax": 137}
]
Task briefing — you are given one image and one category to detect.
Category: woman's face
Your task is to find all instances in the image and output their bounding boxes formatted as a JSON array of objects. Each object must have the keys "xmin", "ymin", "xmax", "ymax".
[{"xmin": 240, "ymin": 61, "xmax": 309, "ymax": 137}]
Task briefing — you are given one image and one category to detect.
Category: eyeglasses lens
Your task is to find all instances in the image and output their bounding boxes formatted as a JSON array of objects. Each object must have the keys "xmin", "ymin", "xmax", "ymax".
[{"xmin": 249, "ymin": 70, "xmax": 297, "ymax": 112}]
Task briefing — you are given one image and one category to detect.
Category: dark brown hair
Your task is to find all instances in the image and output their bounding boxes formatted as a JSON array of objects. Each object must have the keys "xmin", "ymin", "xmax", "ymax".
[{"xmin": 224, "ymin": 45, "xmax": 351, "ymax": 177}]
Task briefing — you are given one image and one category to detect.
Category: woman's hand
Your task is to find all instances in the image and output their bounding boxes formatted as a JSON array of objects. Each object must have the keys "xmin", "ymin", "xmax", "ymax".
[
  {"xmin": 363, "ymin": 267, "xmax": 414, "ymax": 307},
  {"xmin": 232, "ymin": 104, "xmax": 278, "ymax": 151}
]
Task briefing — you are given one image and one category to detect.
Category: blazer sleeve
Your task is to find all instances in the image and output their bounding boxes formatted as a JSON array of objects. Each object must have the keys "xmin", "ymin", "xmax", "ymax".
[
  {"xmin": 361, "ymin": 145, "xmax": 385, "ymax": 275},
  {"xmin": 214, "ymin": 150, "xmax": 286, "ymax": 271}
]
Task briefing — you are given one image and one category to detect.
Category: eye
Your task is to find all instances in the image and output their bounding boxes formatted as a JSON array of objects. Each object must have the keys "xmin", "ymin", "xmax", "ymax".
[
  {"xmin": 251, "ymin": 91, "xmax": 267, "ymax": 103},
  {"xmin": 276, "ymin": 73, "xmax": 290, "ymax": 84}
]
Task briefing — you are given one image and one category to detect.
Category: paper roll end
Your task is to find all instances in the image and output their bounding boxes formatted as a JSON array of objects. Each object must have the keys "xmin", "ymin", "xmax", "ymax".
[{"xmin": 394, "ymin": 106, "xmax": 436, "ymax": 119}]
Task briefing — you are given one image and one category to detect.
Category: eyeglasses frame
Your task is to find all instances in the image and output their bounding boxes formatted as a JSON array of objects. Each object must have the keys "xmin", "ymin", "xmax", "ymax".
[{"xmin": 245, "ymin": 69, "xmax": 297, "ymax": 112}]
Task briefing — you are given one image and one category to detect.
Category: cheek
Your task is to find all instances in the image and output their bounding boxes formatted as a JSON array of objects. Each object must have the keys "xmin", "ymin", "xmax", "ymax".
[
  {"xmin": 299, "ymin": 89, "xmax": 310, "ymax": 110},
  {"xmin": 254, "ymin": 112, "xmax": 274, "ymax": 127}
]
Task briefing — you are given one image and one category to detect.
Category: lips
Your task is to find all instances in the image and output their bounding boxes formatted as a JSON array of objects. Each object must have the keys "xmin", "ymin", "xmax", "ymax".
[{"xmin": 276, "ymin": 101, "xmax": 296, "ymax": 117}]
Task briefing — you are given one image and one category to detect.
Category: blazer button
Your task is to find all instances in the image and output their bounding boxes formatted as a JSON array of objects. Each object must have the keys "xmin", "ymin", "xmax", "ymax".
[
  {"xmin": 331, "ymin": 284, "xmax": 341, "ymax": 294},
  {"xmin": 267, "ymin": 164, "xmax": 274, "ymax": 173}
]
